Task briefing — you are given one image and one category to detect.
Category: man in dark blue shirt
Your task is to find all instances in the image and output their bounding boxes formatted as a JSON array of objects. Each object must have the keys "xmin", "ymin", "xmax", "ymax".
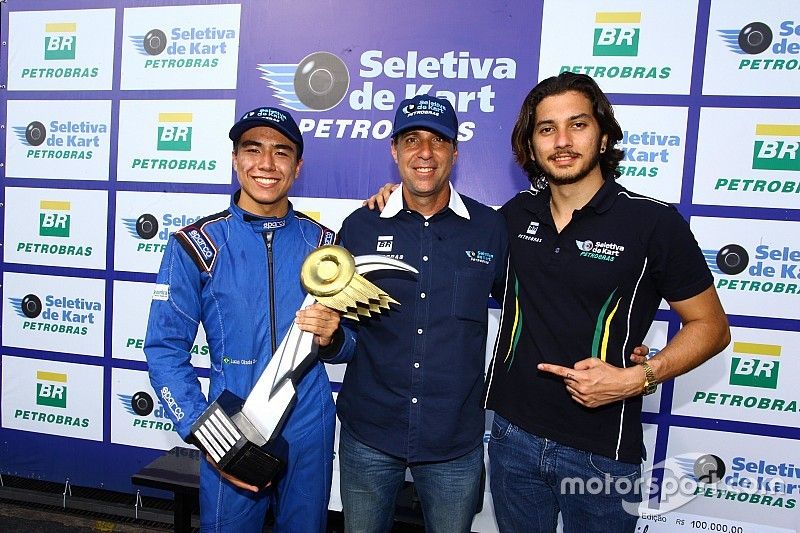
[{"xmin": 323, "ymin": 95, "xmax": 508, "ymax": 532}]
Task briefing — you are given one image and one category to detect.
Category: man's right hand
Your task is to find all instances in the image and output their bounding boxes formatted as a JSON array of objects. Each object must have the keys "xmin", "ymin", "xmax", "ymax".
[
  {"xmin": 206, "ymin": 453, "xmax": 268, "ymax": 493},
  {"xmin": 363, "ymin": 182, "xmax": 399, "ymax": 211}
]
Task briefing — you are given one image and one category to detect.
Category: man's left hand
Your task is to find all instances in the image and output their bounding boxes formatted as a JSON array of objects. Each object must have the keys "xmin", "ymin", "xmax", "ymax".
[
  {"xmin": 295, "ymin": 303, "xmax": 341, "ymax": 347},
  {"xmin": 538, "ymin": 358, "xmax": 643, "ymax": 408}
]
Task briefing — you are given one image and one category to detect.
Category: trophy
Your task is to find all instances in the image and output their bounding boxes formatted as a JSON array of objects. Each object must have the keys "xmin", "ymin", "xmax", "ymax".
[{"xmin": 190, "ymin": 245, "xmax": 417, "ymax": 487}]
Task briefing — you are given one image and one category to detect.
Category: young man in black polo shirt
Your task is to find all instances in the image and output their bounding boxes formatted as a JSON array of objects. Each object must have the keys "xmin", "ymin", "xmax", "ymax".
[{"xmin": 484, "ymin": 73, "xmax": 730, "ymax": 532}]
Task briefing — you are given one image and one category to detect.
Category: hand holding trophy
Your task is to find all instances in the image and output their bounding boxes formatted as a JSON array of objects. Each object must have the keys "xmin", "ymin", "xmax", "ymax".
[{"xmin": 190, "ymin": 245, "xmax": 416, "ymax": 488}]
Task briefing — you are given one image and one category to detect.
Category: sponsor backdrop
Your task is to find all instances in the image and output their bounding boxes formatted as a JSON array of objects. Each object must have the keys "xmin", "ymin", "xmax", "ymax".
[{"xmin": 1, "ymin": 0, "xmax": 798, "ymax": 531}]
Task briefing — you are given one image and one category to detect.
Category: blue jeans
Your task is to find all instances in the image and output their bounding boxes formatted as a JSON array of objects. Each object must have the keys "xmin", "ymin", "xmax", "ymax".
[
  {"xmin": 338, "ymin": 425, "xmax": 483, "ymax": 533},
  {"xmin": 488, "ymin": 413, "xmax": 641, "ymax": 533}
]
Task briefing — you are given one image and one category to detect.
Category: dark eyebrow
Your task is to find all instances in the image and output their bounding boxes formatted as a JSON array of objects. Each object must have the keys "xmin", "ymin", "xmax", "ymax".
[
  {"xmin": 534, "ymin": 113, "xmax": 592, "ymax": 128},
  {"xmin": 272, "ymin": 143, "xmax": 296, "ymax": 154},
  {"xmin": 239, "ymin": 139, "xmax": 262, "ymax": 148},
  {"xmin": 239, "ymin": 140, "xmax": 296, "ymax": 154}
]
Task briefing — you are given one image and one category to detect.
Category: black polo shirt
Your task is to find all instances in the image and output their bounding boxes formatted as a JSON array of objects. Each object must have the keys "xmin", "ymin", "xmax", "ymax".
[
  {"xmin": 485, "ymin": 180, "xmax": 712, "ymax": 463},
  {"xmin": 332, "ymin": 186, "xmax": 508, "ymax": 462}
]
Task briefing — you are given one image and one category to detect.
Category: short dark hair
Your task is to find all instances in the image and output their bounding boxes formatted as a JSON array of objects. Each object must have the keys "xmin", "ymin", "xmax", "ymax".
[{"xmin": 511, "ymin": 72, "xmax": 624, "ymax": 188}]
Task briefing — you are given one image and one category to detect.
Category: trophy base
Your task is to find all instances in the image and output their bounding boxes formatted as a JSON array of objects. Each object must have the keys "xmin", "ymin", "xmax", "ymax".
[
  {"xmin": 217, "ymin": 437, "xmax": 288, "ymax": 489},
  {"xmin": 191, "ymin": 391, "xmax": 288, "ymax": 488}
]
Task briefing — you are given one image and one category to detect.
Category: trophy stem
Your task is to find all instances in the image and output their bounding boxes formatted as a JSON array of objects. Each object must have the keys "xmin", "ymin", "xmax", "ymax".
[{"xmin": 242, "ymin": 293, "xmax": 316, "ymax": 442}]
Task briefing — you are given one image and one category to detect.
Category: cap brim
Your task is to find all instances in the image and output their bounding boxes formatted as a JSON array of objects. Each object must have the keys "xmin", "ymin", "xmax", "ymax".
[
  {"xmin": 228, "ymin": 119, "xmax": 304, "ymax": 157},
  {"xmin": 391, "ymin": 122, "xmax": 456, "ymax": 141}
]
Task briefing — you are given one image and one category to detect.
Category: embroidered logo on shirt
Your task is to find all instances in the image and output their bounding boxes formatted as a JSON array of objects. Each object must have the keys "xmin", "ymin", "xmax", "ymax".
[
  {"xmin": 187, "ymin": 229, "xmax": 213, "ymax": 260},
  {"xmin": 575, "ymin": 239, "xmax": 625, "ymax": 262},
  {"xmin": 465, "ymin": 250, "xmax": 494, "ymax": 264},
  {"xmin": 517, "ymin": 221, "xmax": 542, "ymax": 243},
  {"xmin": 152, "ymin": 284, "xmax": 170, "ymax": 301},
  {"xmin": 160, "ymin": 386, "xmax": 184, "ymax": 421},
  {"xmin": 222, "ymin": 356, "xmax": 257, "ymax": 365},
  {"xmin": 377, "ymin": 235, "xmax": 393, "ymax": 252},
  {"xmin": 262, "ymin": 220, "xmax": 286, "ymax": 231}
]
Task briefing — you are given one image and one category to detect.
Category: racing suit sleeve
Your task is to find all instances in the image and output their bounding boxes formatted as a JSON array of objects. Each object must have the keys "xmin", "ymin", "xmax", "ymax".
[
  {"xmin": 144, "ymin": 236, "xmax": 209, "ymax": 441},
  {"xmin": 317, "ymin": 318, "xmax": 358, "ymax": 364}
]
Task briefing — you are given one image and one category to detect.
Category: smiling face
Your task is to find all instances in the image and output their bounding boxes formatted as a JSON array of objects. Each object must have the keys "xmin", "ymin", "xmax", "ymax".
[
  {"xmin": 391, "ymin": 129, "xmax": 457, "ymax": 213},
  {"xmin": 530, "ymin": 90, "xmax": 607, "ymax": 187},
  {"xmin": 232, "ymin": 126, "xmax": 302, "ymax": 217}
]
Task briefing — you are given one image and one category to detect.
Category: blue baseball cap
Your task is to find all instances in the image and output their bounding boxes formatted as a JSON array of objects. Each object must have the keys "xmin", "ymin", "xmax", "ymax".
[
  {"xmin": 229, "ymin": 107, "xmax": 304, "ymax": 157},
  {"xmin": 391, "ymin": 95, "xmax": 458, "ymax": 141}
]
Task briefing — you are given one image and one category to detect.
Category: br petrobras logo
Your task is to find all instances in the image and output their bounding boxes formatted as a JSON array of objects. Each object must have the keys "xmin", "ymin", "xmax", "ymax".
[
  {"xmin": 128, "ymin": 25, "xmax": 233, "ymax": 69},
  {"xmin": 12, "ymin": 118, "xmax": 104, "ymax": 161},
  {"xmin": 16, "ymin": 200, "xmax": 92, "ymax": 258},
  {"xmin": 692, "ymin": 338, "xmax": 791, "ymax": 412},
  {"xmin": 593, "ymin": 12, "xmax": 640, "ymax": 57},
  {"xmin": 561, "ymin": 11, "xmax": 669, "ymax": 80},
  {"xmin": 13, "ymin": 370, "xmax": 90, "ymax": 429},
  {"xmin": 257, "ymin": 51, "xmax": 350, "ymax": 112},
  {"xmin": 157, "ymin": 113, "xmax": 192, "ymax": 151},
  {"xmin": 39, "ymin": 200, "xmax": 70, "ymax": 238},
  {"xmin": 8, "ymin": 291, "xmax": 100, "ymax": 336},
  {"xmin": 713, "ymin": 123, "xmax": 800, "ymax": 196},
  {"xmin": 118, "ymin": 391, "xmax": 176, "ymax": 431},
  {"xmin": 36, "ymin": 371, "xmax": 68, "ymax": 408},
  {"xmin": 44, "ymin": 22, "xmax": 77, "ymax": 61},
  {"xmin": 718, "ymin": 20, "xmax": 800, "ymax": 71},
  {"xmin": 729, "ymin": 341, "xmax": 780, "ymax": 390},
  {"xmin": 130, "ymin": 111, "xmax": 215, "ymax": 172},
  {"xmin": 704, "ymin": 243, "xmax": 800, "ymax": 296},
  {"xmin": 123, "ymin": 213, "xmax": 200, "ymax": 254},
  {"xmin": 752, "ymin": 124, "xmax": 799, "ymax": 172},
  {"xmin": 376, "ymin": 235, "xmax": 393, "ymax": 252}
]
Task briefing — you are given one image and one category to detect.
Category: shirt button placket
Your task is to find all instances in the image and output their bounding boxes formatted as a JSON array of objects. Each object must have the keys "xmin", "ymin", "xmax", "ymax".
[{"xmin": 409, "ymin": 216, "xmax": 432, "ymax": 459}]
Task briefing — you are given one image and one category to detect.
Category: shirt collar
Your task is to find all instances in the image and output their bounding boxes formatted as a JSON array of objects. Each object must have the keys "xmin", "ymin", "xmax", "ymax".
[
  {"xmin": 584, "ymin": 179, "xmax": 622, "ymax": 214},
  {"xmin": 230, "ymin": 190, "xmax": 294, "ymax": 233},
  {"xmin": 380, "ymin": 182, "xmax": 470, "ymax": 220},
  {"xmin": 523, "ymin": 179, "xmax": 622, "ymax": 217}
]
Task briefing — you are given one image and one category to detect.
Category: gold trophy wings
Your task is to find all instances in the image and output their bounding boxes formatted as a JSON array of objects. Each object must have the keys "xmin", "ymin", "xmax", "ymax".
[{"xmin": 301, "ymin": 245, "xmax": 399, "ymax": 320}]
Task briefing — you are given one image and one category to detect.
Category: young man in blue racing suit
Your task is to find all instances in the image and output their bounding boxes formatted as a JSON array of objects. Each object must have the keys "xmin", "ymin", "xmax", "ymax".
[{"xmin": 144, "ymin": 107, "xmax": 356, "ymax": 532}]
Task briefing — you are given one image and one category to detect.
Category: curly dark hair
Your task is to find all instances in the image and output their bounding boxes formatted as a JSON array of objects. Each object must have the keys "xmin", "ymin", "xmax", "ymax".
[{"xmin": 511, "ymin": 72, "xmax": 624, "ymax": 188}]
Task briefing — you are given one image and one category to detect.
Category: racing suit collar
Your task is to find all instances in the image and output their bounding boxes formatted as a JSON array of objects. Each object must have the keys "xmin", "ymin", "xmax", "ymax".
[{"xmin": 230, "ymin": 190, "xmax": 294, "ymax": 234}]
